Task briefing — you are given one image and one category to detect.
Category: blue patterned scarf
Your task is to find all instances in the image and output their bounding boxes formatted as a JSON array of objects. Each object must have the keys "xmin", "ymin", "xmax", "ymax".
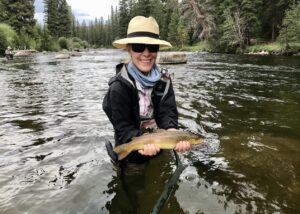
[{"xmin": 127, "ymin": 62, "xmax": 161, "ymax": 88}]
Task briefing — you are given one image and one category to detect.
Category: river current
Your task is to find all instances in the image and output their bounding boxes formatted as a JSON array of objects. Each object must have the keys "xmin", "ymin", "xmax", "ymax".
[{"xmin": 0, "ymin": 50, "xmax": 299, "ymax": 213}]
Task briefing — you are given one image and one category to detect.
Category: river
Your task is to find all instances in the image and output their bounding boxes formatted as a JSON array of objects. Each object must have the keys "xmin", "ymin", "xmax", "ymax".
[{"xmin": 0, "ymin": 50, "xmax": 299, "ymax": 213}]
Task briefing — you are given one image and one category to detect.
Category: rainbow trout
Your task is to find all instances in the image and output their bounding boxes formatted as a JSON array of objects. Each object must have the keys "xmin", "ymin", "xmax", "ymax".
[{"xmin": 113, "ymin": 129, "xmax": 203, "ymax": 160}]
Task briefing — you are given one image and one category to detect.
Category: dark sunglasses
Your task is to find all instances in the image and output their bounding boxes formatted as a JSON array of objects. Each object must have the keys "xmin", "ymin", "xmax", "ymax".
[{"xmin": 130, "ymin": 43, "xmax": 160, "ymax": 53}]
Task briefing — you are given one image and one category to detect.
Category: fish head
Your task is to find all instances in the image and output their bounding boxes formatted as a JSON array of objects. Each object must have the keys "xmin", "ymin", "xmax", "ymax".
[{"xmin": 187, "ymin": 133, "xmax": 203, "ymax": 145}]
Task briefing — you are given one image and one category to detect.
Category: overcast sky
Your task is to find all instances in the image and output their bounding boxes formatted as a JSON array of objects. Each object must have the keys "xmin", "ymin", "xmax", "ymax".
[{"xmin": 34, "ymin": 0, "xmax": 119, "ymax": 24}]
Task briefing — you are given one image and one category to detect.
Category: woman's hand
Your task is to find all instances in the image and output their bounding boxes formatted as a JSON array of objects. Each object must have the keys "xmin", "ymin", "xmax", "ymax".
[
  {"xmin": 175, "ymin": 140, "xmax": 191, "ymax": 152},
  {"xmin": 168, "ymin": 128, "xmax": 192, "ymax": 152},
  {"xmin": 138, "ymin": 144, "xmax": 160, "ymax": 156}
]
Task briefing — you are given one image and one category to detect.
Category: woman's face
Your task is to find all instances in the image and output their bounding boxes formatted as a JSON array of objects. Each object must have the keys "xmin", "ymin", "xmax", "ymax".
[{"xmin": 128, "ymin": 44, "xmax": 159, "ymax": 74}]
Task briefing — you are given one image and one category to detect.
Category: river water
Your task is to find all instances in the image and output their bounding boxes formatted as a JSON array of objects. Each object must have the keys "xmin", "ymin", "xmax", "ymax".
[{"xmin": 0, "ymin": 50, "xmax": 299, "ymax": 213}]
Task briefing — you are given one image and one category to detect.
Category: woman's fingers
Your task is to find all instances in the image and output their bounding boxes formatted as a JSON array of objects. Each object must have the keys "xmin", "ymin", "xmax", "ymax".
[
  {"xmin": 138, "ymin": 144, "xmax": 160, "ymax": 156},
  {"xmin": 175, "ymin": 141, "xmax": 191, "ymax": 152},
  {"xmin": 138, "ymin": 141, "xmax": 191, "ymax": 156}
]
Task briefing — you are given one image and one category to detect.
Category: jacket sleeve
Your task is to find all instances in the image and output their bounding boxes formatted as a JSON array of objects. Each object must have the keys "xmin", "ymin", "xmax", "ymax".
[
  {"xmin": 109, "ymin": 81, "xmax": 142, "ymax": 144},
  {"xmin": 154, "ymin": 80, "xmax": 178, "ymax": 129}
]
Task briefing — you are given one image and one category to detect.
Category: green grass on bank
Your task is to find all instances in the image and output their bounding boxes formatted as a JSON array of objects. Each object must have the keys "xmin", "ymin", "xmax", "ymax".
[
  {"xmin": 245, "ymin": 42, "xmax": 300, "ymax": 54},
  {"xmin": 162, "ymin": 41, "xmax": 300, "ymax": 55},
  {"xmin": 245, "ymin": 42, "xmax": 283, "ymax": 53},
  {"xmin": 160, "ymin": 41, "xmax": 212, "ymax": 52},
  {"xmin": 180, "ymin": 41, "xmax": 212, "ymax": 52}
]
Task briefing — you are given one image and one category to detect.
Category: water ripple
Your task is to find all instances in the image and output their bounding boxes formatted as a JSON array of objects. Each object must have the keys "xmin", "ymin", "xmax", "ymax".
[{"xmin": 0, "ymin": 50, "xmax": 300, "ymax": 213}]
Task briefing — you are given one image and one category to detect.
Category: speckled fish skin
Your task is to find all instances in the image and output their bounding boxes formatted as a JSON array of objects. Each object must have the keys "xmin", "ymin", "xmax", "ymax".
[{"xmin": 113, "ymin": 130, "xmax": 203, "ymax": 160}]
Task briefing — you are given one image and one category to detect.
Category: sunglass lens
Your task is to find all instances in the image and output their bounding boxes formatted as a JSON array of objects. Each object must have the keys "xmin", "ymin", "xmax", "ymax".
[
  {"xmin": 131, "ymin": 44, "xmax": 146, "ymax": 53},
  {"xmin": 147, "ymin": 45, "xmax": 159, "ymax": 52},
  {"xmin": 131, "ymin": 44, "xmax": 159, "ymax": 53}
]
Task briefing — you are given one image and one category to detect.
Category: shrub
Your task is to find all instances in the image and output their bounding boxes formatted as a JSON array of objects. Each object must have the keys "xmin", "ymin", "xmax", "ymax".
[
  {"xmin": 50, "ymin": 39, "xmax": 59, "ymax": 52},
  {"xmin": 0, "ymin": 29, "xmax": 8, "ymax": 55},
  {"xmin": 72, "ymin": 37, "xmax": 82, "ymax": 43},
  {"xmin": 40, "ymin": 27, "xmax": 52, "ymax": 51},
  {"xmin": 0, "ymin": 23, "xmax": 17, "ymax": 47},
  {"xmin": 17, "ymin": 29, "xmax": 31, "ymax": 49},
  {"xmin": 80, "ymin": 40, "xmax": 89, "ymax": 49},
  {"xmin": 72, "ymin": 42, "xmax": 81, "ymax": 49},
  {"xmin": 58, "ymin": 37, "xmax": 68, "ymax": 50}
]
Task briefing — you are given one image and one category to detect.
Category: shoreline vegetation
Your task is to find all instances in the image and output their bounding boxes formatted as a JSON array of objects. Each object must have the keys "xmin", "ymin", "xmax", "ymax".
[
  {"xmin": 166, "ymin": 41, "xmax": 300, "ymax": 56},
  {"xmin": 1, "ymin": 1, "xmax": 299, "ymax": 58},
  {"xmin": 1, "ymin": 40, "xmax": 300, "ymax": 61}
]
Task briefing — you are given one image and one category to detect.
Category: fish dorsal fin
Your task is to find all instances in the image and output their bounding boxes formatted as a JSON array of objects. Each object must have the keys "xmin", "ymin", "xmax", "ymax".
[
  {"xmin": 140, "ymin": 129, "xmax": 166, "ymax": 136},
  {"xmin": 152, "ymin": 129, "xmax": 166, "ymax": 133}
]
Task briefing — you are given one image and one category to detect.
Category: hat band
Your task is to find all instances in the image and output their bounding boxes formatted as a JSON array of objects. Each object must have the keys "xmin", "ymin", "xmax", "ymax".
[{"xmin": 127, "ymin": 31, "xmax": 159, "ymax": 39}]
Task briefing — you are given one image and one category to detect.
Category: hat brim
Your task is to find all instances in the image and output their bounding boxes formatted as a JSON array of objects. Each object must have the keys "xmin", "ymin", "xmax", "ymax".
[{"xmin": 112, "ymin": 37, "xmax": 172, "ymax": 49}]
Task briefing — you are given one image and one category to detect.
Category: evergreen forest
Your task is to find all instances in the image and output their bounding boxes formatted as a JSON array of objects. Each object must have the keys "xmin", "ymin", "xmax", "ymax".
[{"xmin": 0, "ymin": 0, "xmax": 300, "ymax": 55}]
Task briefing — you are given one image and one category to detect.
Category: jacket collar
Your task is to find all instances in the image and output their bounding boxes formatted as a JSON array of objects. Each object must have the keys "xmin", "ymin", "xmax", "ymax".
[{"xmin": 108, "ymin": 63, "xmax": 136, "ymax": 89}]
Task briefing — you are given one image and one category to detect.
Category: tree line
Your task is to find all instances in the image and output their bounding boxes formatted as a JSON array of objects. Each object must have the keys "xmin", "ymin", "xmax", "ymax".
[{"xmin": 0, "ymin": 0, "xmax": 300, "ymax": 55}]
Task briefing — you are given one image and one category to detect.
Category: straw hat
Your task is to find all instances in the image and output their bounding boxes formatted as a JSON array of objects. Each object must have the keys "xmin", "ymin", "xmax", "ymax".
[{"xmin": 112, "ymin": 16, "xmax": 172, "ymax": 49}]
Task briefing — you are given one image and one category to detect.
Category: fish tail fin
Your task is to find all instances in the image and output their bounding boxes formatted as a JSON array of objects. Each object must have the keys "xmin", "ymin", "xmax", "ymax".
[
  {"xmin": 113, "ymin": 144, "xmax": 132, "ymax": 160},
  {"xmin": 113, "ymin": 144, "xmax": 126, "ymax": 153},
  {"xmin": 117, "ymin": 150, "xmax": 131, "ymax": 160}
]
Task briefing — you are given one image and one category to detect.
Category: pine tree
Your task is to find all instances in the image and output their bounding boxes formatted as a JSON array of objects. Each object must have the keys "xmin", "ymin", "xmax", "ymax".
[
  {"xmin": 261, "ymin": 0, "xmax": 299, "ymax": 41},
  {"xmin": 40, "ymin": 26, "xmax": 52, "ymax": 51},
  {"xmin": 278, "ymin": 3, "xmax": 300, "ymax": 44},
  {"xmin": 92, "ymin": 18, "xmax": 99, "ymax": 47},
  {"xmin": 128, "ymin": 0, "xmax": 138, "ymax": 18},
  {"xmin": 79, "ymin": 20, "xmax": 88, "ymax": 42},
  {"xmin": 57, "ymin": 0, "xmax": 72, "ymax": 37},
  {"xmin": 0, "ymin": 0, "xmax": 8, "ymax": 22},
  {"xmin": 136, "ymin": 0, "xmax": 151, "ymax": 16},
  {"xmin": 149, "ymin": 0, "xmax": 165, "ymax": 31},
  {"xmin": 220, "ymin": 9, "xmax": 247, "ymax": 51},
  {"xmin": 168, "ymin": 5, "xmax": 180, "ymax": 46},
  {"xmin": 44, "ymin": 0, "xmax": 72, "ymax": 38},
  {"xmin": 99, "ymin": 17, "xmax": 106, "ymax": 46},
  {"xmin": 105, "ymin": 18, "xmax": 112, "ymax": 46},
  {"xmin": 0, "ymin": 0, "xmax": 36, "ymax": 35},
  {"xmin": 119, "ymin": 0, "xmax": 130, "ymax": 38},
  {"xmin": 177, "ymin": 16, "xmax": 188, "ymax": 48},
  {"xmin": 111, "ymin": 6, "xmax": 119, "ymax": 41},
  {"xmin": 161, "ymin": 0, "xmax": 175, "ymax": 40},
  {"xmin": 88, "ymin": 20, "xmax": 94, "ymax": 45},
  {"xmin": 241, "ymin": 0, "xmax": 262, "ymax": 45},
  {"xmin": 75, "ymin": 20, "xmax": 80, "ymax": 38},
  {"xmin": 44, "ymin": 0, "xmax": 59, "ymax": 37},
  {"xmin": 71, "ymin": 14, "xmax": 76, "ymax": 37}
]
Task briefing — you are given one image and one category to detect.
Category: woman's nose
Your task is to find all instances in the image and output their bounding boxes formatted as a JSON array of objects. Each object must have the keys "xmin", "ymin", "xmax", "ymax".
[{"xmin": 142, "ymin": 47, "xmax": 151, "ymax": 55}]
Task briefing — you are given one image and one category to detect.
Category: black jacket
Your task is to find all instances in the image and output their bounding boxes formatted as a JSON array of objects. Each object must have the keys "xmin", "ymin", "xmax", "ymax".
[{"xmin": 103, "ymin": 63, "xmax": 178, "ymax": 162}]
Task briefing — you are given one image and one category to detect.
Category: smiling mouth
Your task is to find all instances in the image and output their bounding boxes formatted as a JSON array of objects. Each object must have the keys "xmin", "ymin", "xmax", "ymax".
[{"xmin": 141, "ymin": 59, "xmax": 152, "ymax": 63}]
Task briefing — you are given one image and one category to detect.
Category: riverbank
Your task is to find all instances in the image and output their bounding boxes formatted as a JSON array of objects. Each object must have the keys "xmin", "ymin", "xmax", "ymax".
[
  {"xmin": 165, "ymin": 41, "xmax": 300, "ymax": 56},
  {"xmin": 2, "ymin": 42, "xmax": 300, "ymax": 60}
]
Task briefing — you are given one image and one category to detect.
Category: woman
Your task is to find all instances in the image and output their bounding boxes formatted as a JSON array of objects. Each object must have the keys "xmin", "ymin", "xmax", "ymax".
[{"xmin": 103, "ymin": 16, "xmax": 191, "ymax": 163}]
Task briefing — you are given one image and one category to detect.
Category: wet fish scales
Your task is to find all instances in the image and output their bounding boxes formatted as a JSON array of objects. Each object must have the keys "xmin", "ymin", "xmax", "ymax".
[{"xmin": 113, "ymin": 130, "xmax": 203, "ymax": 160}]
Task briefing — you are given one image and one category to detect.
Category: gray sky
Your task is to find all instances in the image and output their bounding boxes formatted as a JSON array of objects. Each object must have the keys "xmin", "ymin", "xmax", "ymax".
[{"xmin": 34, "ymin": 0, "xmax": 119, "ymax": 24}]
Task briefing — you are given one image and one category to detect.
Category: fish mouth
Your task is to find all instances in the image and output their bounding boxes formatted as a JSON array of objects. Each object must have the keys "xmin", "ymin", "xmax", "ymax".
[{"xmin": 191, "ymin": 138, "xmax": 203, "ymax": 144}]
